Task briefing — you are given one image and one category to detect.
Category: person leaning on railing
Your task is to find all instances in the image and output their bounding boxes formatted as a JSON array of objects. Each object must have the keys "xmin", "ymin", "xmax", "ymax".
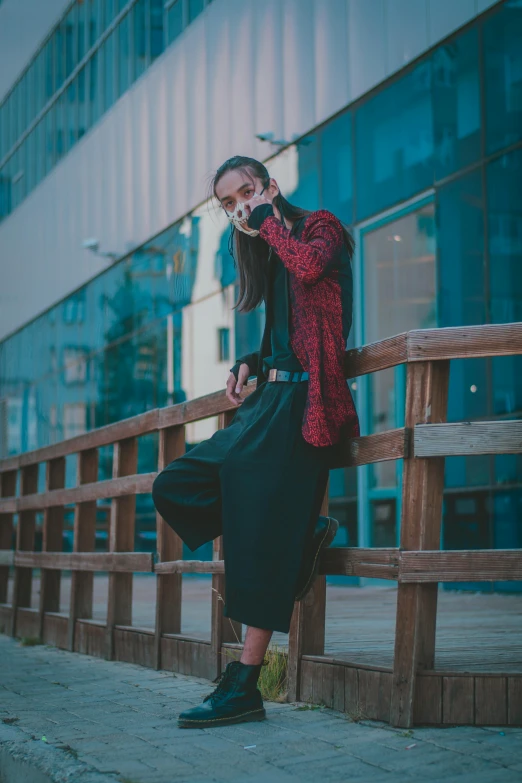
[{"xmin": 152, "ymin": 155, "xmax": 359, "ymax": 728}]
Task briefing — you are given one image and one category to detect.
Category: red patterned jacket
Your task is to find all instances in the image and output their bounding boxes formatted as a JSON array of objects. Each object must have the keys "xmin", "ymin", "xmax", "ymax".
[{"xmin": 232, "ymin": 206, "xmax": 360, "ymax": 449}]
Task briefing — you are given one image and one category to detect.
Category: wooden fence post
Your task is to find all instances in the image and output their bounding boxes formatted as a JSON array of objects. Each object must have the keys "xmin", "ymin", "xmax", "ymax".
[
  {"xmin": 0, "ymin": 470, "xmax": 17, "ymax": 610},
  {"xmin": 210, "ymin": 411, "xmax": 242, "ymax": 680},
  {"xmin": 390, "ymin": 360, "xmax": 449, "ymax": 727},
  {"xmin": 154, "ymin": 425, "xmax": 185, "ymax": 670},
  {"xmin": 106, "ymin": 437, "xmax": 138, "ymax": 660},
  {"xmin": 67, "ymin": 448, "xmax": 98, "ymax": 651},
  {"xmin": 287, "ymin": 479, "xmax": 330, "ymax": 702},
  {"xmin": 39, "ymin": 457, "xmax": 65, "ymax": 639},
  {"xmin": 11, "ymin": 464, "xmax": 38, "ymax": 637}
]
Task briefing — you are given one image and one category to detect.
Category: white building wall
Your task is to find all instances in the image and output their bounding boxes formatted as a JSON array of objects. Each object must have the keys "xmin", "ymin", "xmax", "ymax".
[{"xmin": 0, "ymin": 0, "xmax": 501, "ymax": 342}]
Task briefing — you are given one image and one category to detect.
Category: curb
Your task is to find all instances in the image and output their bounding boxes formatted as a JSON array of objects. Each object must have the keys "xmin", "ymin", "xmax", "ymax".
[{"xmin": 0, "ymin": 721, "xmax": 119, "ymax": 783}]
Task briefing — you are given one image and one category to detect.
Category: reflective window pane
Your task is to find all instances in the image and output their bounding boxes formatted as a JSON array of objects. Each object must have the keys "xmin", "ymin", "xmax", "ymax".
[
  {"xmin": 103, "ymin": 31, "xmax": 115, "ymax": 111},
  {"xmin": 150, "ymin": 0, "xmax": 164, "ymax": 60},
  {"xmin": 167, "ymin": 0, "xmax": 183, "ymax": 45},
  {"xmin": 484, "ymin": 2, "xmax": 522, "ymax": 154},
  {"xmin": 488, "ymin": 149, "xmax": 522, "ymax": 418},
  {"xmin": 437, "ymin": 169, "xmax": 485, "ymax": 327},
  {"xmin": 118, "ymin": 13, "xmax": 131, "ymax": 97},
  {"xmin": 288, "ymin": 135, "xmax": 320, "ymax": 211},
  {"xmin": 133, "ymin": 0, "xmax": 147, "ymax": 80},
  {"xmin": 433, "ymin": 28, "xmax": 480, "ymax": 180},
  {"xmin": 355, "ymin": 60, "xmax": 433, "ymax": 220},
  {"xmin": 188, "ymin": 0, "xmax": 205, "ymax": 23},
  {"xmin": 320, "ymin": 111, "xmax": 353, "ymax": 224}
]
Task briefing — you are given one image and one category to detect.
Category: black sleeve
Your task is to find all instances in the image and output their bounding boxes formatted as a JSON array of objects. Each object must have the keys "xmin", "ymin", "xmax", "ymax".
[
  {"xmin": 229, "ymin": 352, "xmax": 259, "ymax": 381},
  {"xmin": 247, "ymin": 203, "xmax": 274, "ymax": 232}
]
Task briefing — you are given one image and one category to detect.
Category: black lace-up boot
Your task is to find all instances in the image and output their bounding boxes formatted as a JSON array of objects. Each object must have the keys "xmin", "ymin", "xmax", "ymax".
[
  {"xmin": 295, "ymin": 515, "xmax": 339, "ymax": 601},
  {"xmin": 177, "ymin": 660, "xmax": 266, "ymax": 728}
]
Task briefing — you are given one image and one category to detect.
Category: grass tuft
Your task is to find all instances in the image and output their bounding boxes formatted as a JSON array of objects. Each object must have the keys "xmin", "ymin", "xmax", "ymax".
[{"xmin": 19, "ymin": 636, "xmax": 42, "ymax": 646}]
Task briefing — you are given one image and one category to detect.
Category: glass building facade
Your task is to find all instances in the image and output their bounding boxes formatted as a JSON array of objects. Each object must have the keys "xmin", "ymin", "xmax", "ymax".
[
  {"xmin": 0, "ymin": 0, "xmax": 214, "ymax": 220},
  {"xmin": 0, "ymin": 1, "xmax": 521, "ymax": 580}
]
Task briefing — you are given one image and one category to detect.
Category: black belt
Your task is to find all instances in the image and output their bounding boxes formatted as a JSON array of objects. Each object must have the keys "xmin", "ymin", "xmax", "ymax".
[{"xmin": 267, "ymin": 368, "xmax": 309, "ymax": 383}]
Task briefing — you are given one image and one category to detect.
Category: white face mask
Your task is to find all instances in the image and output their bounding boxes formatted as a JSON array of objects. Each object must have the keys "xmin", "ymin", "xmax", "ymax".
[{"xmin": 224, "ymin": 186, "xmax": 266, "ymax": 236}]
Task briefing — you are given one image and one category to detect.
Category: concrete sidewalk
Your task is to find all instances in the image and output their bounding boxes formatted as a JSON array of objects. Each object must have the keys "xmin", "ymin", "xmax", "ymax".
[{"xmin": 0, "ymin": 636, "xmax": 520, "ymax": 783}]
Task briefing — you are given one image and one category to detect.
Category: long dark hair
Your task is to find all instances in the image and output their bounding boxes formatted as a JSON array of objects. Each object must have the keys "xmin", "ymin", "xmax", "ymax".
[{"xmin": 208, "ymin": 155, "xmax": 354, "ymax": 314}]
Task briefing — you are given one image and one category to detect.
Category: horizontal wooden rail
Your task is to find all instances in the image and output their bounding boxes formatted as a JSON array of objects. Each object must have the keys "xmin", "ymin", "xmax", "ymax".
[
  {"xmin": 0, "ymin": 473, "xmax": 156, "ymax": 513},
  {"xmin": 0, "ymin": 431, "xmax": 409, "ymax": 508},
  {"xmin": 399, "ymin": 550, "xmax": 522, "ymax": 582},
  {"xmin": 12, "ymin": 551, "xmax": 154, "ymax": 572},
  {"xmin": 2, "ymin": 322, "xmax": 521, "ymax": 475},
  {"xmin": 414, "ymin": 421, "xmax": 522, "ymax": 457}
]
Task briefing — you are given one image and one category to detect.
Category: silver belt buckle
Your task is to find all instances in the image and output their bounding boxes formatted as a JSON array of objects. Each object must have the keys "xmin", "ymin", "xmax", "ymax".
[{"xmin": 268, "ymin": 368, "xmax": 277, "ymax": 381}]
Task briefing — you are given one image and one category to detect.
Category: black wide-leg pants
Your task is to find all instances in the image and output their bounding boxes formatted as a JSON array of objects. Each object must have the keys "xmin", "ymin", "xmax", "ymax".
[{"xmin": 152, "ymin": 379, "xmax": 336, "ymax": 634}]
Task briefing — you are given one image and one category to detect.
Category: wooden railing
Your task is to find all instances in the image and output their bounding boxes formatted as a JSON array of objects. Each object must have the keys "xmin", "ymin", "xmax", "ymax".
[{"xmin": 1, "ymin": 322, "xmax": 521, "ymax": 727}]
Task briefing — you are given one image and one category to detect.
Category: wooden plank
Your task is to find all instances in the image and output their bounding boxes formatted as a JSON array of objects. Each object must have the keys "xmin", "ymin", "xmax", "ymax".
[
  {"xmin": 311, "ymin": 662, "xmax": 335, "ymax": 708},
  {"xmin": 507, "ymin": 678, "xmax": 522, "ymax": 726},
  {"xmin": 156, "ymin": 550, "xmax": 400, "ymax": 579},
  {"xmin": 158, "ymin": 388, "xmax": 253, "ymax": 430},
  {"xmin": 0, "ymin": 410, "xmax": 159, "ymax": 474},
  {"xmin": 0, "ymin": 470, "xmax": 16, "ymax": 603},
  {"xmin": 390, "ymin": 360, "xmax": 450, "ymax": 728},
  {"xmin": 2, "ymin": 472, "xmax": 156, "ymax": 513},
  {"xmin": 332, "ymin": 664, "xmax": 345, "ymax": 713},
  {"xmin": 407, "ymin": 322, "xmax": 522, "ymax": 363},
  {"xmin": 442, "ymin": 676, "xmax": 474, "ymax": 725},
  {"xmin": 299, "ymin": 659, "xmax": 314, "ymax": 704},
  {"xmin": 287, "ymin": 480, "xmax": 329, "ymax": 702},
  {"xmin": 114, "ymin": 628, "xmax": 156, "ymax": 668},
  {"xmin": 155, "ymin": 559, "xmax": 225, "ymax": 574},
  {"xmin": 15, "ymin": 551, "xmax": 153, "ymax": 571},
  {"xmin": 344, "ymin": 333, "xmax": 407, "ymax": 378},
  {"xmin": 338, "ymin": 428, "xmax": 409, "ymax": 468},
  {"xmin": 344, "ymin": 667, "xmax": 359, "ymax": 717},
  {"xmin": 414, "ymin": 675, "xmax": 442, "ymax": 725},
  {"xmin": 11, "ymin": 464, "xmax": 38, "ymax": 637},
  {"xmin": 38, "ymin": 457, "xmax": 65, "ymax": 639},
  {"xmin": 68, "ymin": 448, "xmax": 98, "ymax": 651},
  {"xmin": 210, "ymin": 411, "xmax": 242, "ymax": 681},
  {"xmin": 154, "ymin": 425, "xmax": 185, "ymax": 670},
  {"xmin": 358, "ymin": 669, "xmax": 392, "ymax": 722},
  {"xmin": 320, "ymin": 548, "xmax": 399, "ymax": 578},
  {"xmin": 42, "ymin": 612, "xmax": 68, "ymax": 649},
  {"xmin": 475, "ymin": 677, "xmax": 507, "ymax": 725},
  {"xmin": 0, "ymin": 550, "xmax": 14, "ymax": 566},
  {"xmin": 106, "ymin": 438, "xmax": 138, "ymax": 660},
  {"xmin": 15, "ymin": 606, "xmax": 40, "ymax": 639},
  {"xmin": 74, "ymin": 618, "xmax": 106, "ymax": 658},
  {"xmin": 415, "ymin": 421, "xmax": 522, "ymax": 457},
  {"xmin": 400, "ymin": 550, "xmax": 522, "ymax": 582}
]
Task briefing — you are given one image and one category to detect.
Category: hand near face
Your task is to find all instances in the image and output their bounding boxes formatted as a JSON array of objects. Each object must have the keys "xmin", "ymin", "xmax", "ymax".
[{"xmin": 244, "ymin": 191, "xmax": 273, "ymax": 219}]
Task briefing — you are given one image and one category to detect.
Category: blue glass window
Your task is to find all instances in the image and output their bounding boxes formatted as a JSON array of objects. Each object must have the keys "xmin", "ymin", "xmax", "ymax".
[
  {"xmin": 487, "ymin": 148, "xmax": 522, "ymax": 419},
  {"xmin": 188, "ymin": 0, "xmax": 205, "ymax": 23},
  {"xmin": 150, "ymin": 0, "xmax": 164, "ymax": 60},
  {"xmin": 484, "ymin": 2, "xmax": 522, "ymax": 154},
  {"xmin": 432, "ymin": 28, "xmax": 480, "ymax": 180},
  {"xmin": 118, "ymin": 13, "xmax": 131, "ymax": 97},
  {"xmin": 289, "ymin": 135, "xmax": 320, "ymax": 211},
  {"xmin": 355, "ymin": 60, "xmax": 434, "ymax": 220},
  {"xmin": 133, "ymin": 0, "xmax": 147, "ymax": 80},
  {"xmin": 320, "ymin": 111, "xmax": 353, "ymax": 224},
  {"xmin": 437, "ymin": 169, "xmax": 485, "ymax": 328},
  {"xmin": 167, "ymin": 0, "xmax": 183, "ymax": 44}
]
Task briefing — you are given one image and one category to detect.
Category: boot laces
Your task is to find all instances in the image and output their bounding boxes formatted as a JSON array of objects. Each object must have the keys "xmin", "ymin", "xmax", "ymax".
[{"xmin": 203, "ymin": 666, "xmax": 237, "ymax": 704}]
